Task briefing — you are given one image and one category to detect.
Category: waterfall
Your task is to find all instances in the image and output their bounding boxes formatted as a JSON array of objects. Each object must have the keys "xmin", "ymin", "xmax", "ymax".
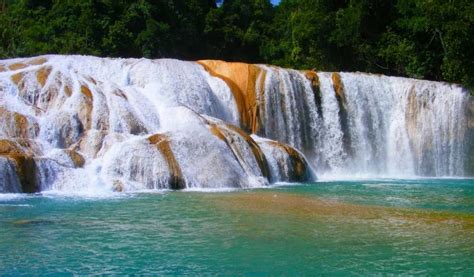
[
  {"xmin": 260, "ymin": 70, "xmax": 472, "ymax": 178},
  {"xmin": 0, "ymin": 55, "xmax": 472, "ymax": 193}
]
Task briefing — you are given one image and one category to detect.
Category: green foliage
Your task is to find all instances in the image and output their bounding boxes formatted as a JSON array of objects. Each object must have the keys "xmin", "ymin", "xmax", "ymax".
[
  {"xmin": 0, "ymin": 0, "xmax": 472, "ymax": 91},
  {"xmin": 0, "ymin": 0, "xmax": 217, "ymax": 59},
  {"xmin": 204, "ymin": 0, "xmax": 274, "ymax": 62},
  {"xmin": 377, "ymin": 0, "xmax": 474, "ymax": 88}
]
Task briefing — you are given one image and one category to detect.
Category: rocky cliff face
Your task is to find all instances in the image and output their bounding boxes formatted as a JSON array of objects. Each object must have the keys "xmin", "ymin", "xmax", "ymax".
[{"xmin": 0, "ymin": 55, "xmax": 471, "ymax": 193}]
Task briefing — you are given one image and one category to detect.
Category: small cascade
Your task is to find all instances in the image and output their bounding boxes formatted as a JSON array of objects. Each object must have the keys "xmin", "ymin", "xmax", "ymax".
[
  {"xmin": 0, "ymin": 55, "xmax": 472, "ymax": 193},
  {"xmin": 101, "ymin": 136, "xmax": 173, "ymax": 191},
  {"xmin": 258, "ymin": 66, "xmax": 321, "ymax": 159},
  {"xmin": 0, "ymin": 157, "xmax": 21, "ymax": 193},
  {"xmin": 207, "ymin": 120, "xmax": 270, "ymax": 183},
  {"xmin": 254, "ymin": 136, "xmax": 314, "ymax": 183}
]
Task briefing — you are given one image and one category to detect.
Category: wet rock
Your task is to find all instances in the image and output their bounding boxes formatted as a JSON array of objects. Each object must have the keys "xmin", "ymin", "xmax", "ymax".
[
  {"xmin": 26, "ymin": 57, "xmax": 48, "ymax": 66},
  {"xmin": 112, "ymin": 180, "xmax": 124, "ymax": 192},
  {"xmin": 6, "ymin": 154, "xmax": 38, "ymax": 193},
  {"xmin": 67, "ymin": 150, "xmax": 85, "ymax": 168},
  {"xmin": 256, "ymin": 138, "xmax": 314, "ymax": 183},
  {"xmin": 47, "ymin": 149, "xmax": 85, "ymax": 168},
  {"xmin": 0, "ymin": 139, "xmax": 23, "ymax": 155},
  {"xmin": 0, "ymin": 107, "xmax": 39, "ymax": 139},
  {"xmin": 198, "ymin": 60, "xmax": 266, "ymax": 133},
  {"xmin": 331, "ymin": 72, "xmax": 347, "ymax": 109},
  {"xmin": 148, "ymin": 134, "xmax": 185, "ymax": 189},
  {"xmin": 35, "ymin": 66, "xmax": 52, "ymax": 87},
  {"xmin": 8, "ymin": 63, "xmax": 28, "ymax": 71},
  {"xmin": 304, "ymin": 70, "xmax": 320, "ymax": 88},
  {"xmin": 41, "ymin": 112, "xmax": 84, "ymax": 149},
  {"xmin": 208, "ymin": 122, "xmax": 270, "ymax": 179}
]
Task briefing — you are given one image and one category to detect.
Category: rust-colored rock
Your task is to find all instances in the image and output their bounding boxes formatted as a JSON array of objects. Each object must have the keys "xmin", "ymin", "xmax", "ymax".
[
  {"xmin": 66, "ymin": 149, "xmax": 85, "ymax": 168},
  {"xmin": 198, "ymin": 60, "xmax": 266, "ymax": 133},
  {"xmin": 8, "ymin": 63, "xmax": 28, "ymax": 71},
  {"xmin": 305, "ymin": 70, "xmax": 322, "ymax": 112},
  {"xmin": 27, "ymin": 57, "xmax": 47, "ymax": 66},
  {"xmin": 267, "ymin": 140, "xmax": 310, "ymax": 182},
  {"xmin": 80, "ymin": 85, "xmax": 93, "ymax": 100},
  {"xmin": 7, "ymin": 139, "xmax": 40, "ymax": 156},
  {"xmin": 305, "ymin": 70, "xmax": 319, "ymax": 87},
  {"xmin": 11, "ymin": 71, "xmax": 28, "ymax": 98},
  {"xmin": 0, "ymin": 139, "xmax": 38, "ymax": 193},
  {"xmin": 209, "ymin": 124, "xmax": 226, "ymax": 140},
  {"xmin": 0, "ymin": 64, "xmax": 5, "ymax": 72},
  {"xmin": 208, "ymin": 123, "xmax": 269, "ymax": 179},
  {"xmin": 332, "ymin": 72, "xmax": 347, "ymax": 109},
  {"xmin": 0, "ymin": 107, "xmax": 38, "ymax": 139},
  {"xmin": 77, "ymin": 84, "xmax": 94, "ymax": 131},
  {"xmin": 64, "ymin": 85, "xmax": 72, "ymax": 97},
  {"xmin": 36, "ymin": 66, "xmax": 52, "ymax": 87},
  {"xmin": 0, "ymin": 139, "xmax": 23, "ymax": 155},
  {"xmin": 11, "ymin": 72, "xmax": 24, "ymax": 85},
  {"xmin": 148, "ymin": 134, "xmax": 185, "ymax": 189},
  {"xmin": 13, "ymin": 113, "xmax": 30, "ymax": 136}
]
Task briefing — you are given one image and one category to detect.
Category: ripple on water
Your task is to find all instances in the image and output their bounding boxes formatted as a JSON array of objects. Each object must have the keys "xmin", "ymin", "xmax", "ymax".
[
  {"xmin": 362, "ymin": 182, "xmax": 423, "ymax": 189},
  {"xmin": 0, "ymin": 179, "xmax": 473, "ymax": 275},
  {"xmin": 0, "ymin": 204, "xmax": 32, "ymax": 207},
  {"xmin": 0, "ymin": 193, "xmax": 30, "ymax": 201}
]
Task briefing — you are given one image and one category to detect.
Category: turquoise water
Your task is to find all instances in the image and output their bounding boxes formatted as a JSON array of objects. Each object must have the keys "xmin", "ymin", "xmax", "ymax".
[{"xmin": 1, "ymin": 179, "xmax": 473, "ymax": 275}]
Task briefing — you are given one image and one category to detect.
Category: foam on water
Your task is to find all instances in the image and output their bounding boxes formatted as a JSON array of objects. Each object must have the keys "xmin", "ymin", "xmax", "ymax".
[{"xmin": 0, "ymin": 193, "xmax": 30, "ymax": 201}]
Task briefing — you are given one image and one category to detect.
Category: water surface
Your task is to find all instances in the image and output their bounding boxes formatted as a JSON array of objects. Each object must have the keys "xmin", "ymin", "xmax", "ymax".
[{"xmin": 1, "ymin": 178, "xmax": 473, "ymax": 275}]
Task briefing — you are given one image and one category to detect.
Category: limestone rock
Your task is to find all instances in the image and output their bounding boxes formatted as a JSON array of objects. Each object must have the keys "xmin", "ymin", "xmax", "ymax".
[
  {"xmin": 0, "ymin": 107, "xmax": 39, "ymax": 139},
  {"xmin": 0, "ymin": 139, "xmax": 42, "ymax": 192},
  {"xmin": 148, "ymin": 134, "xmax": 185, "ymax": 189},
  {"xmin": 198, "ymin": 60, "xmax": 266, "ymax": 133},
  {"xmin": 47, "ymin": 149, "xmax": 85, "ymax": 168},
  {"xmin": 256, "ymin": 138, "xmax": 313, "ymax": 183}
]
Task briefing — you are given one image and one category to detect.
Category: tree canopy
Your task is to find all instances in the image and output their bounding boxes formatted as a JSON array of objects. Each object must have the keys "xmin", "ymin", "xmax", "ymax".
[{"xmin": 1, "ymin": 0, "xmax": 473, "ymax": 89}]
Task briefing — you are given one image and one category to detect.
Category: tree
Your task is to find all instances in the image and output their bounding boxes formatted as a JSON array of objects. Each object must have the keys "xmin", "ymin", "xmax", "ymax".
[
  {"xmin": 205, "ymin": 0, "xmax": 274, "ymax": 62},
  {"xmin": 0, "ymin": 0, "xmax": 471, "ymax": 90}
]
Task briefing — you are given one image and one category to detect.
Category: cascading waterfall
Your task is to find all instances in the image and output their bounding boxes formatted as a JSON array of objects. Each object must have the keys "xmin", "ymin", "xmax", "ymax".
[
  {"xmin": 259, "ymin": 69, "xmax": 472, "ymax": 178},
  {"xmin": 0, "ymin": 55, "xmax": 472, "ymax": 193},
  {"xmin": 340, "ymin": 73, "xmax": 471, "ymax": 177},
  {"xmin": 0, "ymin": 55, "xmax": 312, "ymax": 193}
]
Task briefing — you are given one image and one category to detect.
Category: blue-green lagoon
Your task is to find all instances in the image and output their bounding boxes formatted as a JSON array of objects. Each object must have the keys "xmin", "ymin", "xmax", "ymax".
[{"xmin": 1, "ymin": 178, "xmax": 473, "ymax": 275}]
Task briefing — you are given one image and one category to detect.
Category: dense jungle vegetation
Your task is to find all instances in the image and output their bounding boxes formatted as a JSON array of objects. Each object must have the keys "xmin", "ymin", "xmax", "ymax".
[{"xmin": 0, "ymin": 0, "xmax": 473, "ymax": 89}]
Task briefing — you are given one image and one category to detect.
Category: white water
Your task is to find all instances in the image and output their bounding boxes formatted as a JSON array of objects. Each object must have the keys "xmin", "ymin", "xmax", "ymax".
[
  {"xmin": 0, "ymin": 55, "xmax": 472, "ymax": 193},
  {"xmin": 258, "ymin": 70, "xmax": 472, "ymax": 178}
]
